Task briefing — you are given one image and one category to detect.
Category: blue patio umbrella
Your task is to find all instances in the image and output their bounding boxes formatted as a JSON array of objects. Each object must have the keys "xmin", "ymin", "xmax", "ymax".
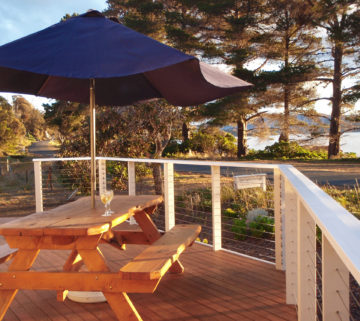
[{"xmin": 0, "ymin": 10, "xmax": 252, "ymax": 207}]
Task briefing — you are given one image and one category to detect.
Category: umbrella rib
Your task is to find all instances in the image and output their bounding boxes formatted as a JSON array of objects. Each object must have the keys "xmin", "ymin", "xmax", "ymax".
[{"xmin": 37, "ymin": 75, "xmax": 51, "ymax": 96}]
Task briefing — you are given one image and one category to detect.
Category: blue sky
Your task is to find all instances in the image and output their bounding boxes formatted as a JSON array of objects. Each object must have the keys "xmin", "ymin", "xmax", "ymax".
[{"xmin": 0, "ymin": 0, "xmax": 108, "ymax": 110}]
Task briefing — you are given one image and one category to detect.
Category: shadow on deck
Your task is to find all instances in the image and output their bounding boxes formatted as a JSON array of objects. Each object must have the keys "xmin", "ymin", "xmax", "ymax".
[{"xmin": 0, "ymin": 237, "xmax": 296, "ymax": 321}]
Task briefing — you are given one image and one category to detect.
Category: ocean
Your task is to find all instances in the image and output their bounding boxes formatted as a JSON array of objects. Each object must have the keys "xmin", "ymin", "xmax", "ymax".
[{"xmin": 247, "ymin": 132, "xmax": 360, "ymax": 156}]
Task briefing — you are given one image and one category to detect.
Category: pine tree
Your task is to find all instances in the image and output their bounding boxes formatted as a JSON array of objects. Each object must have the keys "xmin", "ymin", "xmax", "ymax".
[{"xmin": 257, "ymin": 0, "xmax": 320, "ymax": 142}]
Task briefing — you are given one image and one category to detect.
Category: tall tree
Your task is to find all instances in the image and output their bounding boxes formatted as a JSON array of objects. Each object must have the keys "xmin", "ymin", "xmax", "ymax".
[
  {"xmin": 193, "ymin": 0, "xmax": 269, "ymax": 157},
  {"xmin": 258, "ymin": 0, "xmax": 320, "ymax": 142},
  {"xmin": 306, "ymin": 0, "xmax": 360, "ymax": 157}
]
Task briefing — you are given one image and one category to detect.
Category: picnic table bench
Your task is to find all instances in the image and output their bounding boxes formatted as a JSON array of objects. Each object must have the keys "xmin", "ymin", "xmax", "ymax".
[{"xmin": 0, "ymin": 195, "xmax": 201, "ymax": 321}]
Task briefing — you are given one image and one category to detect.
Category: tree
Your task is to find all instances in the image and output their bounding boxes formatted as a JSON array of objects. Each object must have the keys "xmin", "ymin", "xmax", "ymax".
[
  {"xmin": 52, "ymin": 99, "xmax": 183, "ymax": 194},
  {"xmin": 43, "ymin": 100, "xmax": 88, "ymax": 142},
  {"xmin": 124, "ymin": 100, "xmax": 183, "ymax": 194},
  {"xmin": 0, "ymin": 96, "xmax": 25, "ymax": 155},
  {"xmin": 105, "ymin": 0, "xmax": 212, "ymax": 144},
  {"xmin": 199, "ymin": 94, "xmax": 267, "ymax": 157},
  {"xmin": 187, "ymin": 0, "xmax": 269, "ymax": 157},
  {"xmin": 306, "ymin": 0, "xmax": 360, "ymax": 157},
  {"xmin": 12, "ymin": 96, "xmax": 46, "ymax": 140},
  {"xmin": 257, "ymin": 0, "xmax": 320, "ymax": 142}
]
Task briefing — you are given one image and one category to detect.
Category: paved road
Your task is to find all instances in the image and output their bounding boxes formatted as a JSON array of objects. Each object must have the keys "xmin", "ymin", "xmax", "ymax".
[
  {"xmin": 174, "ymin": 161, "xmax": 360, "ymax": 187},
  {"xmin": 28, "ymin": 140, "xmax": 59, "ymax": 157}
]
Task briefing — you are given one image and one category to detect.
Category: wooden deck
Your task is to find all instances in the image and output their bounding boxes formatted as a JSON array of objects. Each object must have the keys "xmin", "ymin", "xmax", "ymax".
[{"xmin": 0, "ymin": 234, "xmax": 296, "ymax": 321}]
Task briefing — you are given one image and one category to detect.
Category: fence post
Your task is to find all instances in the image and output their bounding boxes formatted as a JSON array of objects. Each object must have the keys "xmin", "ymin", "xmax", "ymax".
[
  {"xmin": 297, "ymin": 202, "xmax": 316, "ymax": 321},
  {"xmin": 98, "ymin": 159, "xmax": 106, "ymax": 196},
  {"xmin": 164, "ymin": 163, "xmax": 175, "ymax": 231},
  {"xmin": 284, "ymin": 178, "xmax": 298, "ymax": 304},
  {"xmin": 322, "ymin": 235, "xmax": 349, "ymax": 321},
  {"xmin": 211, "ymin": 165, "xmax": 221, "ymax": 251},
  {"xmin": 128, "ymin": 161, "xmax": 136, "ymax": 196},
  {"xmin": 128, "ymin": 161, "xmax": 136, "ymax": 225},
  {"xmin": 274, "ymin": 168, "xmax": 284, "ymax": 270},
  {"xmin": 34, "ymin": 161, "xmax": 43, "ymax": 212}
]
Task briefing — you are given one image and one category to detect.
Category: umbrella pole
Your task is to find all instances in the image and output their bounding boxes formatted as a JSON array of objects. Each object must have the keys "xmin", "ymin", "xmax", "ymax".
[{"xmin": 90, "ymin": 79, "xmax": 96, "ymax": 208}]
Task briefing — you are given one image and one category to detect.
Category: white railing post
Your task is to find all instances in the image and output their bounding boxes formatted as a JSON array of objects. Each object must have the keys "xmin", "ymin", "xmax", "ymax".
[
  {"xmin": 211, "ymin": 165, "xmax": 221, "ymax": 251},
  {"xmin": 34, "ymin": 161, "xmax": 43, "ymax": 212},
  {"xmin": 164, "ymin": 163, "xmax": 175, "ymax": 231},
  {"xmin": 98, "ymin": 159, "xmax": 106, "ymax": 196},
  {"xmin": 128, "ymin": 161, "xmax": 136, "ymax": 196},
  {"xmin": 284, "ymin": 179, "xmax": 298, "ymax": 304},
  {"xmin": 128, "ymin": 161, "xmax": 136, "ymax": 225},
  {"xmin": 297, "ymin": 202, "xmax": 316, "ymax": 321},
  {"xmin": 322, "ymin": 235, "xmax": 350, "ymax": 321},
  {"xmin": 274, "ymin": 168, "xmax": 284, "ymax": 270}
]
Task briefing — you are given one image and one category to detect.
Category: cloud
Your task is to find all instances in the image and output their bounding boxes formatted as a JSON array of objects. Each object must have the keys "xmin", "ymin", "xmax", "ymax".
[{"xmin": 0, "ymin": 0, "xmax": 107, "ymax": 45}]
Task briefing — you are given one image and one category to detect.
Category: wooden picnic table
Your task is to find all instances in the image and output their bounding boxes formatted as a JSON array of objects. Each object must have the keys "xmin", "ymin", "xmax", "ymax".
[{"xmin": 0, "ymin": 195, "xmax": 201, "ymax": 321}]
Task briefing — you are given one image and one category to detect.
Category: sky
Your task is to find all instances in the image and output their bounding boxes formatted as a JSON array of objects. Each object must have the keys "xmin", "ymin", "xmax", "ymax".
[{"xmin": 0, "ymin": 0, "xmax": 108, "ymax": 110}]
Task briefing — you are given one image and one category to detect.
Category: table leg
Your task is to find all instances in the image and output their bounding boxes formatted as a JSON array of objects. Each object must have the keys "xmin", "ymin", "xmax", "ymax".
[
  {"xmin": 105, "ymin": 293, "xmax": 143, "ymax": 321},
  {"xmin": 134, "ymin": 210, "xmax": 184, "ymax": 274},
  {"xmin": 58, "ymin": 250, "xmax": 85, "ymax": 301},
  {"xmin": 0, "ymin": 249, "xmax": 39, "ymax": 320},
  {"xmin": 78, "ymin": 246, "xmax": 142, "ymax": 321}
]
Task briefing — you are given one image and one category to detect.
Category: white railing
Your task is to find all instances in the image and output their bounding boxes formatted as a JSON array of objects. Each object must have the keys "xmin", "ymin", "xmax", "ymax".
[{"xmin": 33, "ymin": 156, "xmax": 360, "ymax": 321}]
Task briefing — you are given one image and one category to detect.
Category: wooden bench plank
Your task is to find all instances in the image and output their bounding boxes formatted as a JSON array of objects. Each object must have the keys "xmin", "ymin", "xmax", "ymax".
[
  {"xmin": 0, "ymin": 244, "xmax": 17, "ymax": 264},
  {"xmin": 120, "ymin": 225, "xmax": 201, "ymax": 281}
]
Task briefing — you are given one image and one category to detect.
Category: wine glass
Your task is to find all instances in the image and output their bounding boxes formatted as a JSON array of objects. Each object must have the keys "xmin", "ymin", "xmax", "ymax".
[
  {"xmin": 100, "ymin": 190, "xmax": 114, "ymax": 216},
  {"xmin": 107, "ymin": 190, "xmax": 114, "ymax": 215}
]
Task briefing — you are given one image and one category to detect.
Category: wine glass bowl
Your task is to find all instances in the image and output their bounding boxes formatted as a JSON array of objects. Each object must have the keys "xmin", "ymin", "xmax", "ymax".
[{"xmin": 100, "ymin": 190, "xmax": 114, "ymax": 216}]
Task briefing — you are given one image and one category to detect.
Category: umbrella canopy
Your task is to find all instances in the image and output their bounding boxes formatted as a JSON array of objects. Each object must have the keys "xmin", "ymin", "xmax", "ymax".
[
  {"xmin": 0, "ymin": 10, "xmax": 252, "ymax": 208},
  {"xmin": 0, "ymin": 10, "xmax": 251, "ymax": 106}
]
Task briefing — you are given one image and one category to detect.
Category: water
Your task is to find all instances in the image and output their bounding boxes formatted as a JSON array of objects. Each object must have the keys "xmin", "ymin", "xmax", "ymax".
[{"xmin": 247, "ymin": 132, "xmax": 360, "ymax": 156}]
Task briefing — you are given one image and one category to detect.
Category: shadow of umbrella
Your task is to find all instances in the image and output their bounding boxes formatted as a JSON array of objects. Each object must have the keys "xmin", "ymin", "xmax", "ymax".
[{"xmin": 0, "ymin": 10, "xmax": 252, "ymax": 208}]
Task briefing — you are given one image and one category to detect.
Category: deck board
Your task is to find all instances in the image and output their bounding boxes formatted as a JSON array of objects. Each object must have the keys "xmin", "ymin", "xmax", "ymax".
[{"xmin": 0, "ymin": 235, "xmax": 296, "ymax": 321}]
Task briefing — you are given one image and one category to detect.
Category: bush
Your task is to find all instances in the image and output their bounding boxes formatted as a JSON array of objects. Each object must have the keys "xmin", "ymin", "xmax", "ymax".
[
  {"xmin": 232, "ymin": 218, "xmax": 247, "ymax": 240},
  {"xmin": 232, "ymin": 215, "xmax": 274, "ymax": 240},
  {"xmin": 162, "ymin": 140, "xmax": 180, "ymax": 156},
  {"xmin": 186, "ymin": 128, "xmax": 237, "ymax": 157},
  {"xmin": 107, "ymin": 161, "xmax": 151, "ymax": 190},
  {"xmin": 246, "ymin": 141, "xmax": 328, "ymax": 160},
  {"xmin": 224, "ymin": 208, "xmax": 238, "ymax": 218},
  {"xmin": 248, "ymin": 215, "xmax": 274, "ymax": 238}
]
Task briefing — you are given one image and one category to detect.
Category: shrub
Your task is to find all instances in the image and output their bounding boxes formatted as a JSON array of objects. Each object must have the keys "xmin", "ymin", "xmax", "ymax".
[
  {"xmin": 246, "ymin": 141, "xmax": 328, "ymax": 160},
  {"xmin": 107, "ymin": 161, "xmax": 151, "ymax": 191},
  {"xmin": 248, "ymin": 215, "xmax": 274, "ymax": 238},
  {"xmin": 224, "ymin": 208, "xmax": 238, "ymax": 218},
  {"xmin": 162, "ymin": 140, "xmax": 180, "ymax": 156},
  {"xmin": 232, "ymin": 218, "xmax": 247, "ymax": 240}
]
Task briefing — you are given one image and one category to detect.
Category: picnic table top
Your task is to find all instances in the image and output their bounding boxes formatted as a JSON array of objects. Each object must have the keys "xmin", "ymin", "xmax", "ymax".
[{"xmin": 0, "ymin": 195, "xmax": 163, "ymax": 237}]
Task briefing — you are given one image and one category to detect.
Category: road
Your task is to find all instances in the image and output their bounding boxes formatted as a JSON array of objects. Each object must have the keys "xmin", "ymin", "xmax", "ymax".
[
  {"xmin": 28, "ymin": 140, "xmax": 59, "ymax": 157},
  {"xmin": 174, "ymin": 161, "xmax": 360, "ymax": 187}
]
